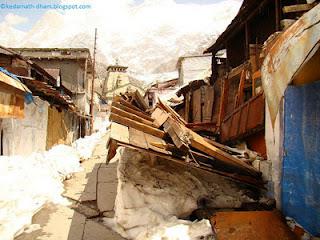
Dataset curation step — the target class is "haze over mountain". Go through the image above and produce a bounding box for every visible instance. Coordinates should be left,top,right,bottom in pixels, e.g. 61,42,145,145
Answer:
0,0,241,82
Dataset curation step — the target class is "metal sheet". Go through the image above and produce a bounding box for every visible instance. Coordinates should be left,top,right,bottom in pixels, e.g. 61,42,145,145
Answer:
261,4,320,126
211,211,298,240
282,81,320,236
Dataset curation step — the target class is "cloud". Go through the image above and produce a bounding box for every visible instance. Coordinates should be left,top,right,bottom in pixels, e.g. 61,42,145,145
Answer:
4,13,28,26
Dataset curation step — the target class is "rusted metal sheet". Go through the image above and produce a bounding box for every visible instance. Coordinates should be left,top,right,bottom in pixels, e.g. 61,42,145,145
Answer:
211,211,298,240
221,93,264,143
261,4,320,126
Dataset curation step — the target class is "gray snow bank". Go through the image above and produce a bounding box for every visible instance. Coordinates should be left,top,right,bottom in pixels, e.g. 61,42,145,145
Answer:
104,148,255,239
0,121,110,240
0,145,81,240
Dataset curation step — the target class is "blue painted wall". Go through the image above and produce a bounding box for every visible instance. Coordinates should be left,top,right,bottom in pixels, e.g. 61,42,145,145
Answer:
282,80,320,236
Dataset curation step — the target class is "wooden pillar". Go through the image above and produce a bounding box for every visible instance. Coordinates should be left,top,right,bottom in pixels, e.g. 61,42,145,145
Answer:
184,92,190,123
275,0,281,31
218,77,229,127
245,22,250,60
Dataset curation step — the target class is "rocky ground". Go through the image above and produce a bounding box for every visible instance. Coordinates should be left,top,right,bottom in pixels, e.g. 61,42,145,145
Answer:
15,133,125,240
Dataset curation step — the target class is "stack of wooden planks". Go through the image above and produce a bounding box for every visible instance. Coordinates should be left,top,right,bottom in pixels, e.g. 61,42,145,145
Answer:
108,92,263,188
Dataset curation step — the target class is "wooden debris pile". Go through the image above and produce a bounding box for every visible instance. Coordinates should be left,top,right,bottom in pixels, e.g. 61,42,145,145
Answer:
107,91,263,188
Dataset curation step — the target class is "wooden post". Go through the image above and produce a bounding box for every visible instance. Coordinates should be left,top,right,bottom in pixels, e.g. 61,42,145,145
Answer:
89,28,97,134
275,0,281,31
245,22,249,60
184,92,190,123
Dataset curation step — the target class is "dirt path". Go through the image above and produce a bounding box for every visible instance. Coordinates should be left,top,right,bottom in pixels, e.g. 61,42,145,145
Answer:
15,133,124,240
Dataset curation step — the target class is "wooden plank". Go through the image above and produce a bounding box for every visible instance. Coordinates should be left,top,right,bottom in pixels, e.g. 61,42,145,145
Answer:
235,69,246,108
112,101,154,122
111,106,154,127
184,92,191,122
129,127,148,149
203,86,214,122
107,139,118,161
110,122,129,144
151,108,169,128
204,138,242,155
187,129,260,177
163,118,189,152
192,88,201,122
145,133,170,154
116,97,146,113
158,98,187,126
218,78,228,127
283,3,317,14
110,112,165,139
133,90,148,111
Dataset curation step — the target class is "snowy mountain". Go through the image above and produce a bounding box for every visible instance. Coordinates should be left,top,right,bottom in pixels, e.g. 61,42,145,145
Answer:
0,0,241,82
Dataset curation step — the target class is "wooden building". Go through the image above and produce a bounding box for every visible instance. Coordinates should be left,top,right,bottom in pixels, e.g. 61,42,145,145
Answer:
176,0,319,158
0,46,82,155
10,48,93,118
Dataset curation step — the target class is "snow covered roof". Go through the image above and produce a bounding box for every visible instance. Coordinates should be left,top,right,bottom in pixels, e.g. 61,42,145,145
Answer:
10,47,93,68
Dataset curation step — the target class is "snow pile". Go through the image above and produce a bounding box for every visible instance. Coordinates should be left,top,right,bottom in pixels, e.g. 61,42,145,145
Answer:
0,145,81,240
136,217,213,240
104,148,254,239
72,120,110,160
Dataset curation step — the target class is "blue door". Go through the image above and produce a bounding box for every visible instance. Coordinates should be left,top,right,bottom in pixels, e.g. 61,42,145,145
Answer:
282,80,320,236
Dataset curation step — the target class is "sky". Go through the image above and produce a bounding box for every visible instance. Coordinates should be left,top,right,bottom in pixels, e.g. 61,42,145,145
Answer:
0,0,236,31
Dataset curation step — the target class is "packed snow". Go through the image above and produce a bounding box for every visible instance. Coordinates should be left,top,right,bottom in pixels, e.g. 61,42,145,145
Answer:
72,120,110,160
0,123,109,240
104,147,255,240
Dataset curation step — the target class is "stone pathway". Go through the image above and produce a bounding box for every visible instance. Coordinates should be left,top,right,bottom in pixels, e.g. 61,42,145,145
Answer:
15,133,125,240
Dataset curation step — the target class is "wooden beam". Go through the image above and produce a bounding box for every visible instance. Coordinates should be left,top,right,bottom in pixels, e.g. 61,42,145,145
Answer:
218,77,228,127
158,98,187,126
111,106,155,127
283,3,317,14
117,97,146,113
110,112,165,139
112,101,154,122
129,127,148,149
184,92,191,122
188,129,260,177
235,69,246,108
107,139,118,161
151,108,169,128
163,118,189,152
275,0,281,31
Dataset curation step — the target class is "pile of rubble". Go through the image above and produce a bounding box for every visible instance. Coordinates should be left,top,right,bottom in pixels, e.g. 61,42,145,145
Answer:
108,91,263,188
103,91,300,240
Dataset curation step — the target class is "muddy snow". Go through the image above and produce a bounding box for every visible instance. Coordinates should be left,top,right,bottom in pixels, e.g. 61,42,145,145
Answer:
104,147,256,240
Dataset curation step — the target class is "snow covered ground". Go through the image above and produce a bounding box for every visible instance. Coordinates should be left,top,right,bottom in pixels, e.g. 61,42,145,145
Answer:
0,121,109,240
104,147,255,240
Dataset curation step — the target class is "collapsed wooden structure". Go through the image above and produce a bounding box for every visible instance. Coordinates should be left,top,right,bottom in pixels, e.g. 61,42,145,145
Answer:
107,91,263,188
